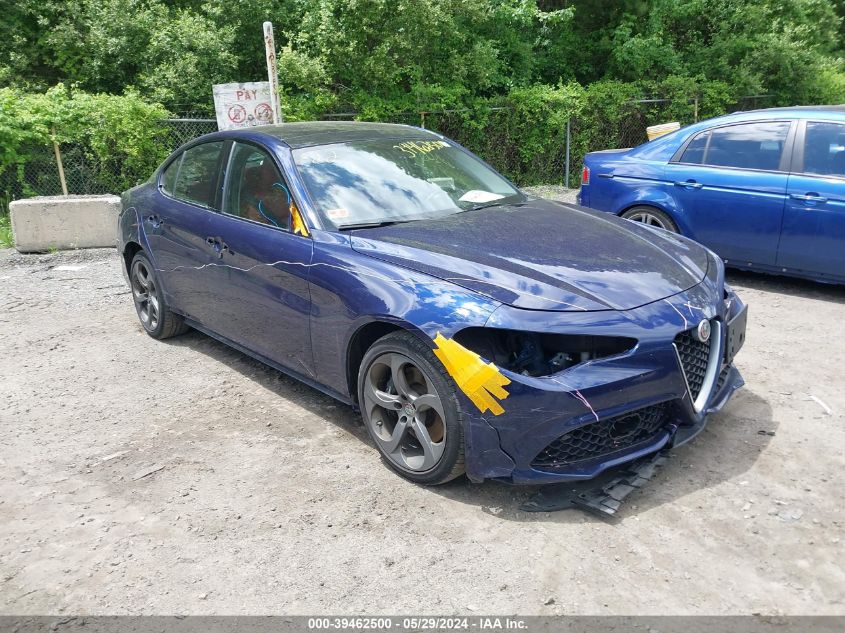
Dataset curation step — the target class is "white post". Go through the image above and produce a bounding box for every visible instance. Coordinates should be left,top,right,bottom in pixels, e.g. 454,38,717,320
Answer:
263,21,282,124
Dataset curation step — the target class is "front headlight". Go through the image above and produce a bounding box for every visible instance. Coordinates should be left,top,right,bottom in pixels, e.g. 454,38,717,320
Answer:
453,327,638,377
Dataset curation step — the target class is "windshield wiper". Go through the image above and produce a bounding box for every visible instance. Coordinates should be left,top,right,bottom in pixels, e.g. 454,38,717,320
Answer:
458,200,508,213
337,220,408,231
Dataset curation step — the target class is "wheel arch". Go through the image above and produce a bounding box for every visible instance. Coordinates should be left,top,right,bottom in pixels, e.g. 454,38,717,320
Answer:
345,319,431,405
122,241,144,276
616,198,689,234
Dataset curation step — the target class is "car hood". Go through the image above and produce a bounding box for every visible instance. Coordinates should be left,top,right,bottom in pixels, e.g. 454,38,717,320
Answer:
349,199,710,312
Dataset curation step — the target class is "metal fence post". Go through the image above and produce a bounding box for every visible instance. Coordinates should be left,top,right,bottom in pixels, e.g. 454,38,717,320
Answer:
565,119,571,188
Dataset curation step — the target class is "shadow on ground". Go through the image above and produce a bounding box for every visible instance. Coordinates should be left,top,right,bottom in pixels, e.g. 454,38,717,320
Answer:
727,269,845,304
163,325,775,525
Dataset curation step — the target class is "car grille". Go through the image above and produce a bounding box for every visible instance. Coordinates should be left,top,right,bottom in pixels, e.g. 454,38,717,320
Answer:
531,403,670,470
716,364,730,393
674,326,713,401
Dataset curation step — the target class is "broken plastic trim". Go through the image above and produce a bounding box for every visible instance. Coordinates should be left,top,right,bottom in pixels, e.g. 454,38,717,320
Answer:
521,449,670,515
453,327,637,378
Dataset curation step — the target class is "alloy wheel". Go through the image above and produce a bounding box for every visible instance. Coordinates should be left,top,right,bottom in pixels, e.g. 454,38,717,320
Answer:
626,210,669,229
131,259,160,331
363,352,447,473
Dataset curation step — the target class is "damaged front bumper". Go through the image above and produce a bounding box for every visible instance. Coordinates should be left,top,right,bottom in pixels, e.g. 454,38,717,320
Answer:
460,282,746,485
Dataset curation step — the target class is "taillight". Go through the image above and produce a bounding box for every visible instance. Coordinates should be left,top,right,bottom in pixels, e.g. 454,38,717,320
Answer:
581,165,590,185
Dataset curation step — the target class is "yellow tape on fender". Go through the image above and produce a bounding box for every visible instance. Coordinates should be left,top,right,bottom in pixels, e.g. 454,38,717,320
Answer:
432,332,511,416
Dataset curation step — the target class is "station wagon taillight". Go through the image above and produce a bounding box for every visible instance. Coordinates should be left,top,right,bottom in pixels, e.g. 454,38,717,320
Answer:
581,166,590,185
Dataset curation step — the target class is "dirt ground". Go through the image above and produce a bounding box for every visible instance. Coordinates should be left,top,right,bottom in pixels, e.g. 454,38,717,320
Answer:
1,192,844,615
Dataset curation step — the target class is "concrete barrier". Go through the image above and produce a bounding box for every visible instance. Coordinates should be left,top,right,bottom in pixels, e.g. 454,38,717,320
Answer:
10,195,120,253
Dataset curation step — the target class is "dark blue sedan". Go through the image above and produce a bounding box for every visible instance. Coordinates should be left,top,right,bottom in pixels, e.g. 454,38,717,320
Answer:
578,106,845,284
119,122,746,487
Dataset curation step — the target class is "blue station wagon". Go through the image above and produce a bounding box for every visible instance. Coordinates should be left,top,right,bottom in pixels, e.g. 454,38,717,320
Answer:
119,122,747,491
578,106,845,284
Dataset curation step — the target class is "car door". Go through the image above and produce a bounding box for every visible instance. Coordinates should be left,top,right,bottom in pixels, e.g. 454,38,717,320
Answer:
143,141,225,319
664,120,795,266
777,120,845,279
199,140,315,375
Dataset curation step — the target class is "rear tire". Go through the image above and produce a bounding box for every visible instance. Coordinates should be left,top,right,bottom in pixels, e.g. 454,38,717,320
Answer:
620,206,679,232
358,331,465,485
129,252,189,339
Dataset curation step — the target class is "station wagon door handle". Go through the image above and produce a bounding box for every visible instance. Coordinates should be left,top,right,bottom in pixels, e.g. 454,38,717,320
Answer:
674,180,703,190
790,193,828,204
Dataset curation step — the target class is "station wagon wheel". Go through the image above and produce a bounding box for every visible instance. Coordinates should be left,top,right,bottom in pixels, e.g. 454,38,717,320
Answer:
621,206,679,233
358,331,465,485
129,252,190,340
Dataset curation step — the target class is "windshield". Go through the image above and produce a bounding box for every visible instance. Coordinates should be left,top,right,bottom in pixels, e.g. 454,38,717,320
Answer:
292,138,523,229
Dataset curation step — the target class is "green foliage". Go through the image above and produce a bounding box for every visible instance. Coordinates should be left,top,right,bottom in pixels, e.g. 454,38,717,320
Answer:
3,0,845,114
0,212,12,248
2,0,845,193
0,86,171,201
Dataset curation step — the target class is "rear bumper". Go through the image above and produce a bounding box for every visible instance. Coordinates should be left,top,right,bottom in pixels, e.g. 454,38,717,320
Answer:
462,283,746,485
576,187,586,206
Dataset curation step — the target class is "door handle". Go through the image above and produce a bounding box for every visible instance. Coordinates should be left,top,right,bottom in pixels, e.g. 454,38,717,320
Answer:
206,236,230,258
674,180,703,189
789,193,828,204
146,214,164,229
597,173,614,179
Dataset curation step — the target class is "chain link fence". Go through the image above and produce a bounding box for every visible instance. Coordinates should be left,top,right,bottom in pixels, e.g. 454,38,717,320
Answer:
1,95,773,213
0,117,218,212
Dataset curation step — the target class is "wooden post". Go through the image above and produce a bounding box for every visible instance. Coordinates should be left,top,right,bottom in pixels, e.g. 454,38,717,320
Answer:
52,128,69,196
263,22,282,124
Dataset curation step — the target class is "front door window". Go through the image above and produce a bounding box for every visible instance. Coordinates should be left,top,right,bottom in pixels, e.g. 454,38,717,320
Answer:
223,143,294,230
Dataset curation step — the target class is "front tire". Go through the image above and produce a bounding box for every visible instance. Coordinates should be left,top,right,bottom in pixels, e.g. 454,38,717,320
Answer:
358,331,465,485
620,206,679,232
129,252,189,339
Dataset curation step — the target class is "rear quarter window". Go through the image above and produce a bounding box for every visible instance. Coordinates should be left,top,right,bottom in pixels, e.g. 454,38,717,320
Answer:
160,155,181,195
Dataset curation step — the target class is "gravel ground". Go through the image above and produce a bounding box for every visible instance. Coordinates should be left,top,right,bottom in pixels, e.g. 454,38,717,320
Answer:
1,204,844,615
522,186,579,204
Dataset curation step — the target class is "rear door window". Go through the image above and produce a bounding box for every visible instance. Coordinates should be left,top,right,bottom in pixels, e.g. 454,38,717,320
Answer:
801,121,845,178
171,141,224,208
697,122,791,171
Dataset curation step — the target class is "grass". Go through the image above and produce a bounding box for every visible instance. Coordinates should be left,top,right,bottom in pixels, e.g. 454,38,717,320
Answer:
0,213,12,248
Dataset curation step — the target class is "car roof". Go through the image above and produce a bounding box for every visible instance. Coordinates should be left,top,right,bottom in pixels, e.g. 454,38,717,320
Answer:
703,105,845,125
228,121,442,149
740,105,845,115
626,105,845,158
